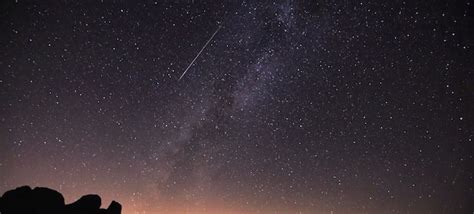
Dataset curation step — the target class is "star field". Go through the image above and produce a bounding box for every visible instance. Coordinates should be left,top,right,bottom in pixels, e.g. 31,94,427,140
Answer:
0,1,473,213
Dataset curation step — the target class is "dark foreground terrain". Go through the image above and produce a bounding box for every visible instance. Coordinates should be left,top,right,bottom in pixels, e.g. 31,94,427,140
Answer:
0,186,121,214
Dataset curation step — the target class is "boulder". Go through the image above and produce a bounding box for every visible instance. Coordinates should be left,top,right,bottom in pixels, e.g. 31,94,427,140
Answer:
0,186,121,214
66,194,101,213
106,201,122,214
0,186,34,214
31,187,65,213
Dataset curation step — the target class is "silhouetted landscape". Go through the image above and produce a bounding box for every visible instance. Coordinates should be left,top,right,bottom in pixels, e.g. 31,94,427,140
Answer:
0,186,121,214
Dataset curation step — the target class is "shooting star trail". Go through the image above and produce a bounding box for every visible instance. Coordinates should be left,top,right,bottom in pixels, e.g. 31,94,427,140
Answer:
178,25,222,81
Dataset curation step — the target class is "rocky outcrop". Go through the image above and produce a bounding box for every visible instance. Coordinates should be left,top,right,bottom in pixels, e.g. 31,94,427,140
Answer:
0,186,121,214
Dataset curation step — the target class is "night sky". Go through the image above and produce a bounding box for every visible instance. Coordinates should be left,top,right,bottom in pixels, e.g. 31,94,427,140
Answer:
0,1,473,214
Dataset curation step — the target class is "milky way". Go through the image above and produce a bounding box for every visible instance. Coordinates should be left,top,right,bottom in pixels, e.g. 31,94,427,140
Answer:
0,1,472,213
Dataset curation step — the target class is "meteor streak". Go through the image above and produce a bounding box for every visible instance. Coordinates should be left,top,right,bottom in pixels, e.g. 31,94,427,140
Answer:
178,25,222,81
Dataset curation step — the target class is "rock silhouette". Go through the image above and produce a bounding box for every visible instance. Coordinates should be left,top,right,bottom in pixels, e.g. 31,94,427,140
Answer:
66,194,102,213
0,186,121,214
